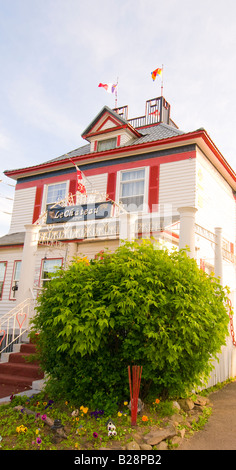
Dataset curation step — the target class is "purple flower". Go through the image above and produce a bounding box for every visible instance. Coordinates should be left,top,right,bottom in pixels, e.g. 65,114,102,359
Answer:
36,437,42,445
41,414,47,421
93,432,98,438
44,400,54,409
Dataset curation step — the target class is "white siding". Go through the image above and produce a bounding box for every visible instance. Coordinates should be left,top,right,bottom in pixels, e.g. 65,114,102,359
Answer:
9,187,36,234
0,247,23,318
86,173,108,195
196,149,235,241
159,158,196,213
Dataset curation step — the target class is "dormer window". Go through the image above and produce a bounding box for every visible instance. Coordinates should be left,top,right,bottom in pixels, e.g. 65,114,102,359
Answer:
97,137,117,152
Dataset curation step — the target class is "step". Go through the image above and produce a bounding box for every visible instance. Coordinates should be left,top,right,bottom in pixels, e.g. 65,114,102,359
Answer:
0,373,33,387
9,352,39,365
0,362,44,379
20,343,37,354
0,383,32,399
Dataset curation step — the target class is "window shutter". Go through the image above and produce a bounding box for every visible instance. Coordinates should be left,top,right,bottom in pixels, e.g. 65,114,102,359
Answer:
69,178,77,202
148,165,159,212
32,186,43,223
107,172,116,202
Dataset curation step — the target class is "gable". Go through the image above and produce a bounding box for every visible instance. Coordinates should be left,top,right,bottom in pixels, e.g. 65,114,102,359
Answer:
81,106,141,144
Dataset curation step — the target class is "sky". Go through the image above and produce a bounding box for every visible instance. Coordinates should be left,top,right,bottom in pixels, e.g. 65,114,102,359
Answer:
0,0,236,236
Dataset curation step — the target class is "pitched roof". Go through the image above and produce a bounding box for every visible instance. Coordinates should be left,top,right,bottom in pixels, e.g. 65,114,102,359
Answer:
42,122,184,165
0,232,25,246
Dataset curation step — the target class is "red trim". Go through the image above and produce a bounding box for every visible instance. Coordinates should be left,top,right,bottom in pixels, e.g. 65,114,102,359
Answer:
148,165,159,212
83,123,140,140
0,245,24,250
94,140,98,152
32,185,43,223
96,115,123,132
106,172,117,202
5,129,234,184
117,135,121,147
0,261,7,300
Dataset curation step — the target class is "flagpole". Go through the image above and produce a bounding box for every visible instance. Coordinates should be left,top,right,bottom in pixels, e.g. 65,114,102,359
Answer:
161,64,164,97
115,77,118,108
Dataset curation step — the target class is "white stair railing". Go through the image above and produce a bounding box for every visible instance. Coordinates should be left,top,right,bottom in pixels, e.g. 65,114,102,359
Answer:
0,298,36,355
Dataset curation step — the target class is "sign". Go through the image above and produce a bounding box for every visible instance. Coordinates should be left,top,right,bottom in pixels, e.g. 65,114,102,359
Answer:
46,201,113,224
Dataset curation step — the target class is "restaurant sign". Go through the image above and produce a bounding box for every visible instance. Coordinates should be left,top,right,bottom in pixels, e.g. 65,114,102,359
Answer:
46,201,113,224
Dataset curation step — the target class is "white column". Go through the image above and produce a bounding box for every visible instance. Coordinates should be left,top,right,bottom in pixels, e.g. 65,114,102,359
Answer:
16,224,41,303
119,212,137,245
178,206,198,258
214,227,223,284
64,242,78,268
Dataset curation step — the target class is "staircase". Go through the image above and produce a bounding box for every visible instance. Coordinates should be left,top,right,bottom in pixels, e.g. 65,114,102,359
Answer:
0,341,44,399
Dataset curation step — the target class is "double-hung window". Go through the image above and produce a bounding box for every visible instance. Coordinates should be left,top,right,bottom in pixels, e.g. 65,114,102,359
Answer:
45,182,67,210
10,261,21,300
118,168,147,212
0,262,7,300
40,258,63,287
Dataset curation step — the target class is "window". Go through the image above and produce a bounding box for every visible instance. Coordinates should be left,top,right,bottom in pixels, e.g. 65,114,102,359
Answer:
10,261,21,300
97,138,117,152
40,258,63,286
119,168,146,212
46,182,67,210
0,262,7,300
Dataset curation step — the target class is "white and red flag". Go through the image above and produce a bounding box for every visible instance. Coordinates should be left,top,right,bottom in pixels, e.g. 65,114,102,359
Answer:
76,166,87,195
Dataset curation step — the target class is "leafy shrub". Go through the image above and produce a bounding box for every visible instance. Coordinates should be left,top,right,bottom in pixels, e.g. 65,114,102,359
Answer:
31,240,229,407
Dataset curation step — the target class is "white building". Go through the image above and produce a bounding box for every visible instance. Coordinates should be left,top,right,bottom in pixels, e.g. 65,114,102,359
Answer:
0,96,235,386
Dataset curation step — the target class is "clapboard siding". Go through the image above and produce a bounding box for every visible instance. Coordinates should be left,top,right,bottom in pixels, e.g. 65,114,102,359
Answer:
159,159,196,213
0,247,23,318
196,149,235,241
77,240,119,260
9,187,36,233
86,173,108,195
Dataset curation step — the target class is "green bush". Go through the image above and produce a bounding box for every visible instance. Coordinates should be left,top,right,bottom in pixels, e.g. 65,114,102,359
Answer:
31,240,230,408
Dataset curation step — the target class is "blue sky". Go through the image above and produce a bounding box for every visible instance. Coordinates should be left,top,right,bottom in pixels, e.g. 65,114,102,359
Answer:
0,0,236,235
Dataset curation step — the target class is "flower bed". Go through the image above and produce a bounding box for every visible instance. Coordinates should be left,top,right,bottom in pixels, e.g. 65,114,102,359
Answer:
0,391,213,450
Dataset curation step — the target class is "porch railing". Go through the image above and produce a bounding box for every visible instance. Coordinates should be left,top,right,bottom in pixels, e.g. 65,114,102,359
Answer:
0,298,36,355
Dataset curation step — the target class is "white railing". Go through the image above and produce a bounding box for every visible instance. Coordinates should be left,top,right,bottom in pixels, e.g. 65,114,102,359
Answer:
0,298,36,355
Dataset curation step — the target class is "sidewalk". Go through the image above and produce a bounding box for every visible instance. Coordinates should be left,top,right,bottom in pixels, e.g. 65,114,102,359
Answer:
179,380,236,450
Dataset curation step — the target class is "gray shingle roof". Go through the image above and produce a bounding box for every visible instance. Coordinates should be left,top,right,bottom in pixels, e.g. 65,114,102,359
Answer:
44,123,184,165
0,232,25,246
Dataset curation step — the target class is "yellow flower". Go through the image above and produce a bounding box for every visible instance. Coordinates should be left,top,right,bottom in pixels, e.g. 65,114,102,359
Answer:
75,443,78,448
65,401,68,405
117,411,122,417
35,429,39,435
16,425,27,433
80,406,88,414
155,399,160,404
124,401,128,406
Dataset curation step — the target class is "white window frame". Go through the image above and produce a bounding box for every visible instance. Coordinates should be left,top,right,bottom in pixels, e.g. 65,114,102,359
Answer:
41,180,70,213
10,260,22,300
116,166,149,213
39,258,63,287
97,137,117,152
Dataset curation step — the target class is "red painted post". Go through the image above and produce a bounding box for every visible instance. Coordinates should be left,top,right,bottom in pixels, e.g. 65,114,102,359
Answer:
128,365,142,426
